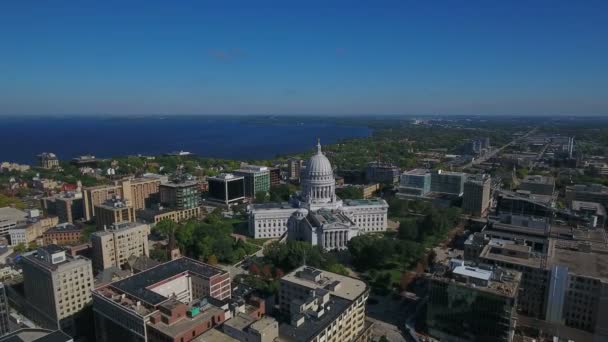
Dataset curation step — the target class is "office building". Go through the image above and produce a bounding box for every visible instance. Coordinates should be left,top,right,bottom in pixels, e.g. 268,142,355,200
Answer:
365,161,399,184
472,227,608,340
520,175,556,196
160,177,201,210
207,174,245,206
249,141,388,244
430,169,466,195
278,266,372,342
496,190,554,219
91,222,150,270
0,329,73,342
462,174,491,217
287,159,304,181
571,200,606,228
42,223,83,245
0,206,28,236
94,198,135,230
9,215,59,246
0,283,9,336
21,245,94,336
92,258,230,342
41,192,84,224
269,167,281,186
38,152,59,169
566,184,608,209
425,260,520,342
398,169,431,196
234,165,271,198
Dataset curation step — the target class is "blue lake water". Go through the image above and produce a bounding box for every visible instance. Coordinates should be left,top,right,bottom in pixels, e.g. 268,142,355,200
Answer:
0,116,371,164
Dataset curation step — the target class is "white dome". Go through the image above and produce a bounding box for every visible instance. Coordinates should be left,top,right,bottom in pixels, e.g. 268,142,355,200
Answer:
306,142,333,178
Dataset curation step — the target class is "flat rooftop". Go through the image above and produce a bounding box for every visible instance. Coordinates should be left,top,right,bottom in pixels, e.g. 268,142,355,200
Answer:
403,168,429,175
343,198,388,207
149,303,224,338
572,200,606,215
522,175,555,185
106,257,227,305
428,264,521,298
279,294,351,342
310,209,353,226
192,329,238,342
250,202,297,211
44,223,81,233
281,266,367,301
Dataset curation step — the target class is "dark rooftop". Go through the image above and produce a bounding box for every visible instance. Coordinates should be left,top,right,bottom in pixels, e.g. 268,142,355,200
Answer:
279,294,351,342
108,257,227,305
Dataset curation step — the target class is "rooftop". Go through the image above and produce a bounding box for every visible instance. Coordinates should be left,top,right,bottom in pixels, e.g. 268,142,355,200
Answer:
103,257,227,306
281,266,367,301
522,175,555,185
44,223,81,234
208,173,243,181
428,262,521,298
571,200,606,215
148,300,224,338
192,329,238,342
0,328,73,342
403,168,429,175
343,198,388,207
250,202,297,211
310,209,354,227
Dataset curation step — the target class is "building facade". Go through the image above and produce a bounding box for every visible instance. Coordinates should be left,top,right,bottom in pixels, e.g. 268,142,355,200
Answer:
207,173,245,206
430,169,466,195
94,198,136,230
398,169,431,196
234,165,271,198
38,152,59,169
160,178,201,210
519,175,556,196
365,161,399,184
0,207,28,236
42,223,83,245
9,216,59,246
21,245,94,336
462,174,491,217
91,222,150,270
0,283,9,336
248,141,389,247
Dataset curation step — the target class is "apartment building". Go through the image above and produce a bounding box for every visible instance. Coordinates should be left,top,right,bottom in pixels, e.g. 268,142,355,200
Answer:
21,245,94,336
92,258,231,342
91,222,150,270
278,266,372,342
94,198,135,230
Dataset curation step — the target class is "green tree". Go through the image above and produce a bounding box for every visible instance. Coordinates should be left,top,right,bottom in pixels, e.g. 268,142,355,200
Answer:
154,219,178,239
255,191,269,203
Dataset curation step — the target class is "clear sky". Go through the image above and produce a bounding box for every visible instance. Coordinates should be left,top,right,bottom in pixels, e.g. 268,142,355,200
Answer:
1,0,607,116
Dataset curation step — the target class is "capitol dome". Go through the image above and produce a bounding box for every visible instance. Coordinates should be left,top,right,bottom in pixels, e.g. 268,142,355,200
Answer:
301,140,337,207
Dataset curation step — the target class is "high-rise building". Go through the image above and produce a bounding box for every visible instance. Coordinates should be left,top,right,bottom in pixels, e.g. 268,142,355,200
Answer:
430,169,466,195
462,174,491,217
94,198,135,230
234,165,271,198
268,167,281,186
207,173,245,206
21,245,94,336
278,266,373,342
425,260,521,342
398,169,431,196
91,222,150,270
41,192,84,224
92,258,230,342
365,161,400,184
159,178,201,210
519,175,556,196
287,159,304,181
38,152,59,169
0,283,10,336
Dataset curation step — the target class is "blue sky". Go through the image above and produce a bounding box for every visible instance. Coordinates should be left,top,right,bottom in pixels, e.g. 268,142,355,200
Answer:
1,0,607,116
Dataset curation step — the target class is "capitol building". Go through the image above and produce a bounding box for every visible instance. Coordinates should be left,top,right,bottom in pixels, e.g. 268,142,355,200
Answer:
248,140,389,250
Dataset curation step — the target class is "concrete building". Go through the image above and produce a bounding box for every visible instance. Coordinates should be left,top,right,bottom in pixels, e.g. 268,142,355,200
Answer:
425,260,521,342
430,169,466,196
234,165,271,198
83,175,163,221
42,223,83,245
278,266,372,342
21,245,94,336
365,161,400,184
0,206,28,236
137,206,204,224
0,283,9,336
92,258,230,342
38,152,59,169
470,226,608,340
9,215,59,246
398,169,431,196
566,184,608,209
223,314,278,342
571,200,606,228
496,190,554,219
287,159,304,181
41,192,84,224
91,222,150,270
160,177,201,210
462,174,491,217
520,175,556,196
207,174,245,206
94,198,136,230
268,167,281,186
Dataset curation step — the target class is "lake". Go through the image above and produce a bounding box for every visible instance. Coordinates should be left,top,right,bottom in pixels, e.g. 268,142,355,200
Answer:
0,116,371,164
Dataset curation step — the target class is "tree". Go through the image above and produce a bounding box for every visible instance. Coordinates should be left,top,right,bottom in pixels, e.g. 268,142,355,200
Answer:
397,218,419,240
249,263,260,275
154,219,178,240
255,191,269,203
13,243,26,253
